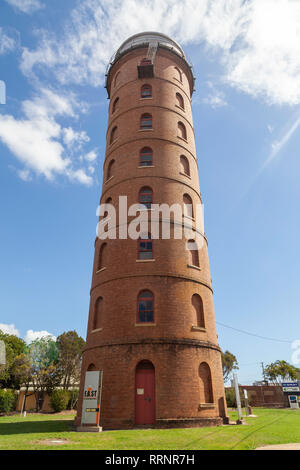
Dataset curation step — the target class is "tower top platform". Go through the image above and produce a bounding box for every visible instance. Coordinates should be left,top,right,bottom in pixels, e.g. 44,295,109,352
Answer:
116,32,185,59
105,31,195,94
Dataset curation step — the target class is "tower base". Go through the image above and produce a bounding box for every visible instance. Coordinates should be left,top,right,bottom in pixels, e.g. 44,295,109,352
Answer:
76,426,103,433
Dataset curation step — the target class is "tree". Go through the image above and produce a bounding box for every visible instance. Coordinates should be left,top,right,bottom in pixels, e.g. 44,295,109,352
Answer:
264,360,300,384
12,353,33,412
56,331,85,390
0,330,26,389
28,336,61,411
222,350,239,383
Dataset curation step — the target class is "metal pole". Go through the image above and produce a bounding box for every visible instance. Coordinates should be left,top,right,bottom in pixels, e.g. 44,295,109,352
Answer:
233,373,243,424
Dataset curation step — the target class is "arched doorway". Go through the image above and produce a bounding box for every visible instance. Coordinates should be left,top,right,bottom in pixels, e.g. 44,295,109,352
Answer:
135,360,155,425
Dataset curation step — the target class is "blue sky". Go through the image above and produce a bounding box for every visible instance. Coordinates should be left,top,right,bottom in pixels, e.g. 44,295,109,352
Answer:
0,0,300,384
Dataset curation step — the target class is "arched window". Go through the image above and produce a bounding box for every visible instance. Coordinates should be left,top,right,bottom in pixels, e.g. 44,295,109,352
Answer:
140,113,152,129
183,193,193,218
180,155,190,176
87,363,97,371
139,187,153,209
98,243,107,270
192,294,205,328
176,92,184,109
93,297,103,330
174,67,182,83
140,147,153,166
188,239,200,267
138,233,153,260
178,121,187,140
112,97,119,114
141,84,152,98
102,197,112,232
110,126,118,144
138,291,154,323
107,159,115,180
199,362,213,404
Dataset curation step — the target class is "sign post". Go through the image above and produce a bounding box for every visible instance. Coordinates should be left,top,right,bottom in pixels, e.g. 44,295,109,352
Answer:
233,373,243,424
77,370,103,432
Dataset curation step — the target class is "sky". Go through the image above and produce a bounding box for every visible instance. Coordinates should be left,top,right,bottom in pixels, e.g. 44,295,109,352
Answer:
0,0,300,383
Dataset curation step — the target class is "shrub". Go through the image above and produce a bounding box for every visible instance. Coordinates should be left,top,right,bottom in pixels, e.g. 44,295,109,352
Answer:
225,387,248,408
225,388,236,408
50,390,70,413
0,389,16,413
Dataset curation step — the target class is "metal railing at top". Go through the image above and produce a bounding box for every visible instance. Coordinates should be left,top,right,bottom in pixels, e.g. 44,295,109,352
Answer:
105,40,194,76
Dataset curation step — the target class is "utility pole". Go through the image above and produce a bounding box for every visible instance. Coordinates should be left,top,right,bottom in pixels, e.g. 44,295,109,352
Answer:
261,362,266,382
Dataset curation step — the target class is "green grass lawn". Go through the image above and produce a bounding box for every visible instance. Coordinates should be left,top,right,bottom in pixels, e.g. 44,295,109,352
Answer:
0,408,300,450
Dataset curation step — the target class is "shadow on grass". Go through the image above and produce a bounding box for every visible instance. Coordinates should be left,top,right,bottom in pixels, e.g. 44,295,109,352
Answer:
0,419,73,435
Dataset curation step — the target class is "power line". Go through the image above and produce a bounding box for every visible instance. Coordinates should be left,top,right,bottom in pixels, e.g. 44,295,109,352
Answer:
216,321,292,344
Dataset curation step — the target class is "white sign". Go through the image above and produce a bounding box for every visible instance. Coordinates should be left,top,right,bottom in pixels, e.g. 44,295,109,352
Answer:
288,395,300,409
282,382,300,392
81,371,103,425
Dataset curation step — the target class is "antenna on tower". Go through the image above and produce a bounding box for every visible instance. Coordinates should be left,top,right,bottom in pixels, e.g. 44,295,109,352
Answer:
147,41,158,63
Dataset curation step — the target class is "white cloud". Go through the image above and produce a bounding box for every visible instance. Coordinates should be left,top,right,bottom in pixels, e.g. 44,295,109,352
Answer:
62,127,90,149
18,169,32,182
84,149,98,162
264,114,300,168
4,0,44,14
0,27,18,55
19,0,300,106
68,168,93,186
0,89,94,185
0,323,20,336
24,329,56,344
203,81,228,108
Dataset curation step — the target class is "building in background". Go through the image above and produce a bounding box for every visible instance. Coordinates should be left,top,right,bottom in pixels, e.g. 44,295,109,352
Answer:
75,32,227,430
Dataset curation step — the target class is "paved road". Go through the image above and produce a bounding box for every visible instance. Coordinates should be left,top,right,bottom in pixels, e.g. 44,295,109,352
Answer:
256,443,300,450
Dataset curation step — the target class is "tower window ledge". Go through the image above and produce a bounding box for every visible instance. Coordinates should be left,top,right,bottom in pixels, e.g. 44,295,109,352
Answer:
191,326,206,332
91,328,103,333
140,97,153,101
175,105,185,112
135,323,156,327
182,215,195,222
105,176,114,184
109,137,119,146
136,259,155,262
187,264,201,271
178,136,188,143
173,77,183,85
137,165,155,169
138,129,153,132
198,403,216,410
96,267,107,273
179,171,191,179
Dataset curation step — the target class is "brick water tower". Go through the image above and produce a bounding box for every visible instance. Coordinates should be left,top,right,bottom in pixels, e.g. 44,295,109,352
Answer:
76,32,227,430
